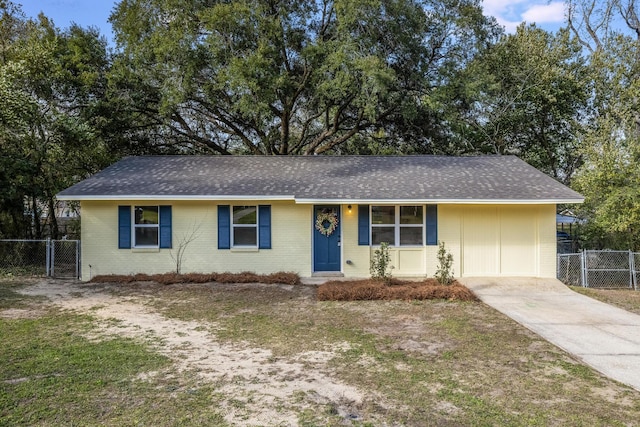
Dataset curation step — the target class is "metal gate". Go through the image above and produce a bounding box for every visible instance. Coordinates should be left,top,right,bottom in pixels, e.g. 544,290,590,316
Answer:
49,240,80,278
558,250,638,289
0,239,80,279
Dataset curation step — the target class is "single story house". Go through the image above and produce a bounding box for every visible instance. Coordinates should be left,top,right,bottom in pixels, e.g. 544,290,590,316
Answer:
56,155,583,281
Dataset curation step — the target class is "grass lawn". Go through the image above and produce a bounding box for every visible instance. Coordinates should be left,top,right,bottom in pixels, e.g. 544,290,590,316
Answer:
2,278,640,426
571,286,640,315
0,280,225,426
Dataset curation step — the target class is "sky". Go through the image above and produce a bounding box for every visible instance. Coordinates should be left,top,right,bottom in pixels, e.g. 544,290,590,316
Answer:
482,0,567,33
20,0,119,43
19,0,566,45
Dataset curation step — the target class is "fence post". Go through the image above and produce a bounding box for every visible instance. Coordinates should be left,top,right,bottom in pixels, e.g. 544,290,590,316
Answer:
45,238,51,277
581,250,588,288
75,240,80,280
50,239,55,277
629,250,634,290
632,251,637,291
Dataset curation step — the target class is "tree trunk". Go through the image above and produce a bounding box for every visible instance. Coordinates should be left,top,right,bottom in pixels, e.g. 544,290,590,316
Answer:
48,198,60,240
31,195,42,239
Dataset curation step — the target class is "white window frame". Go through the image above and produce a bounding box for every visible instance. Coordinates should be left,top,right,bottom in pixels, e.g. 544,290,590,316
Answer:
231,205,258,248
370,205,424,247
133,205,160,248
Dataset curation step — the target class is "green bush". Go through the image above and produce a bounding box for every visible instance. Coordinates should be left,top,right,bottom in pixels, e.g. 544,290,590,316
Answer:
370,242,394,283
435,241,454,285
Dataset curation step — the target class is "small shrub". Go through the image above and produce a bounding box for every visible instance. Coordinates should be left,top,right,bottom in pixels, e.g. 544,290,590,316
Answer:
370,242,394,283
434,241,454,285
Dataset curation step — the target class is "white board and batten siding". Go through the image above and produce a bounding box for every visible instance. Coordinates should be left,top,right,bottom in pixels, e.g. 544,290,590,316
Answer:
439,204,556,278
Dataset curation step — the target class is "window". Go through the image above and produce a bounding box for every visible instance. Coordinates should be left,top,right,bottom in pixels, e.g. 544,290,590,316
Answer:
218,205,271,250
371,206,395,245
133,206,159,247
232,205,257,247
399,206,423,245
371,205,423,246
118,205,171,249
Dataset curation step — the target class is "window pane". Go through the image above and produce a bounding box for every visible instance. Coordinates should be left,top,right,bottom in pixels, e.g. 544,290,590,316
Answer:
400,227,423,245
135,206,158,224
233,206,257,224
372,226,395,245
400,206,423,224
234,227,257,246
135,227,158,246
371,206,395,224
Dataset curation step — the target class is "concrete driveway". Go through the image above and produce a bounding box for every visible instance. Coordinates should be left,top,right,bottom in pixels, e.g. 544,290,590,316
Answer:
459,277,640,391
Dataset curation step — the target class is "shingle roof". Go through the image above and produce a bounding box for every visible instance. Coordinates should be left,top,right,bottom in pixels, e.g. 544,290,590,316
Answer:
56,155,583,203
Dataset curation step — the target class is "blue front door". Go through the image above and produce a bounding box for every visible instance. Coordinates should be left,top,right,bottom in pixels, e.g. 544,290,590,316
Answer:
313,205,341,272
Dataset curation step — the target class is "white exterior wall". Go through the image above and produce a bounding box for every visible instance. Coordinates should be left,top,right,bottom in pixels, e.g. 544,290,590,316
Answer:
80,201,558,280
537,204,558,278
380,246,440,277
341,205,371,277
438,205,463,278
80,200,312,280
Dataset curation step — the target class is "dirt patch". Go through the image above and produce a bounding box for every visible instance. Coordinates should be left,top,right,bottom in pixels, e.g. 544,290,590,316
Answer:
18,279,364,425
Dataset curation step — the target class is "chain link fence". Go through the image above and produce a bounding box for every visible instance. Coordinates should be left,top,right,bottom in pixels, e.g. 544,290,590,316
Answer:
635,252,640,291
50,240,80,278
0,240,48,276
0,239,79,278
557,253,583,287
557,250,639,289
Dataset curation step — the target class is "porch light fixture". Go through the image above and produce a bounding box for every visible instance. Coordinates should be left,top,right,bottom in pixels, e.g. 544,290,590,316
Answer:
348,204,352,213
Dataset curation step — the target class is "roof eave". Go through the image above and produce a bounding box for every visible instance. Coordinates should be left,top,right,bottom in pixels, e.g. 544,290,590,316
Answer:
294,198,584,204
57,194,584,204
56,194,297,201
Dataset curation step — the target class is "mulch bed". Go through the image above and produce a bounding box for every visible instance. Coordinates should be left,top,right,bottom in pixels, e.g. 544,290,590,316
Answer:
317,278,478,301
90,273,476,302
90,272,301,286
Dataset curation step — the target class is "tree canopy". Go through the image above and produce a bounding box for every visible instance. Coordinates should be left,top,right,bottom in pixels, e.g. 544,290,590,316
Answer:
448,24,589,183
2,0,640,248
108,0,500,155
0,3,113,238
569,0,640,249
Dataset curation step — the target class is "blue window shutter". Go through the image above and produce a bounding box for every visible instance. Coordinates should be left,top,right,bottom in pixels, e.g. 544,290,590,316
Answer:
218,205,230,249
426,205,438,245
118,206,131,249
258,205,271,249
358,205,370,245
159,205,172,248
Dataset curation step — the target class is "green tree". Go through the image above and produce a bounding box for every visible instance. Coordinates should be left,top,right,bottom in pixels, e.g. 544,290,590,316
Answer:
566,0,640,52
0,2,112,238
567,0,640,249
108,0,499,155
449,25,589,183
574,125,640,250
573,36,640,249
